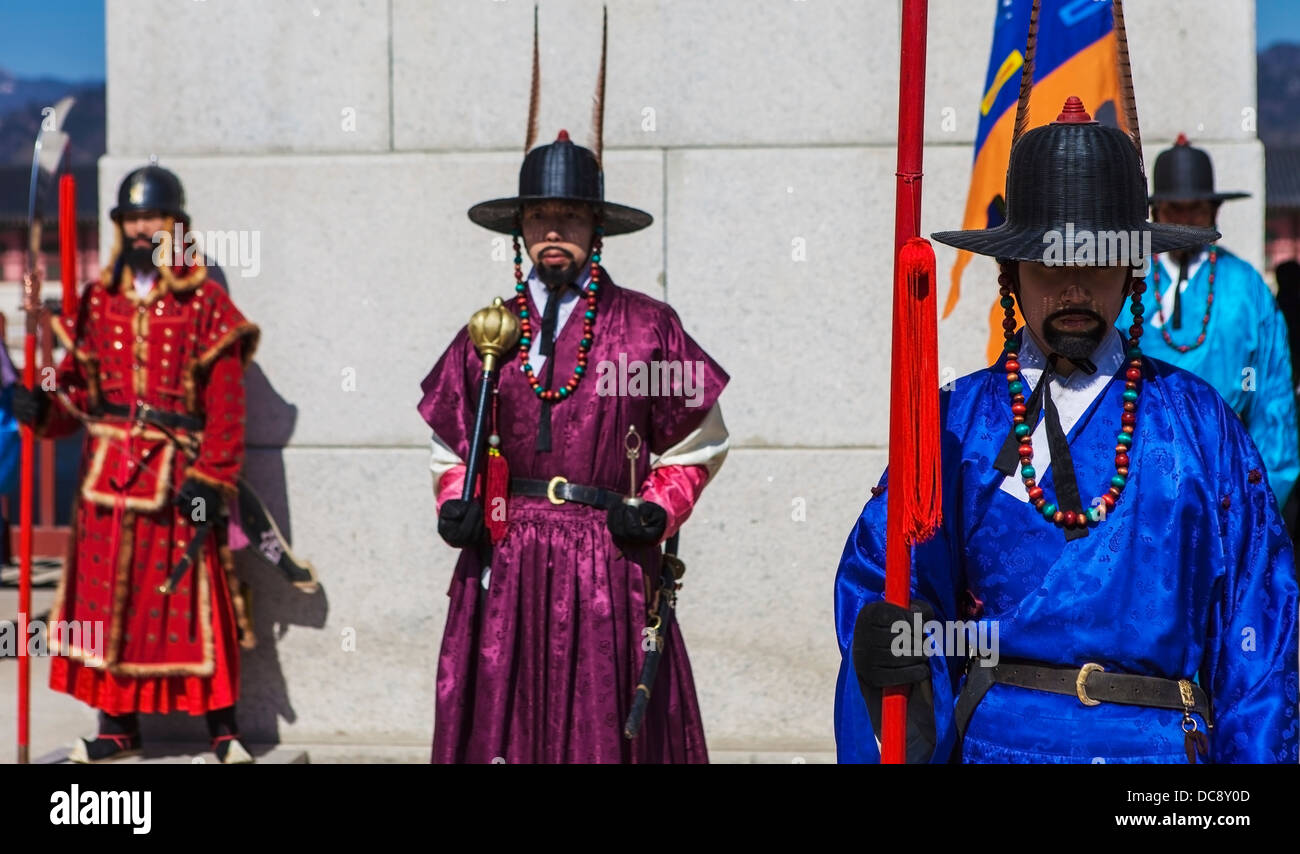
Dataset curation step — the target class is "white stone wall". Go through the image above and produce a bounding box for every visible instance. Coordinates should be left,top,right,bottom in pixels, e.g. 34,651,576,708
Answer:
100,0,1261,756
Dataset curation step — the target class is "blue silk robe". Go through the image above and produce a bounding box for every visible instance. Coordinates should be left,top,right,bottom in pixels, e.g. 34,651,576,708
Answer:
1124,247,1300,508
834,348,1299,764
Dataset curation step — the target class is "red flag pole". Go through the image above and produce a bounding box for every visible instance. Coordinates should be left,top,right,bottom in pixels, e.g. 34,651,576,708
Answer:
60,175,78,319
882,0,942,764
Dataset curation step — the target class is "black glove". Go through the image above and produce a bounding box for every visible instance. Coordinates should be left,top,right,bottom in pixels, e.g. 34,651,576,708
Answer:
852,599,935,689
854,598,940,762
11,385,49,426
438,499,484,548
605,500,667,547
175,477,222,524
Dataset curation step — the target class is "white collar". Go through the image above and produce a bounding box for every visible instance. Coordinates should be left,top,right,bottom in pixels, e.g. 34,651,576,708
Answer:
525,265,592,301
1017,326,1125,389
1156,247,1209,285
999,327,1126,503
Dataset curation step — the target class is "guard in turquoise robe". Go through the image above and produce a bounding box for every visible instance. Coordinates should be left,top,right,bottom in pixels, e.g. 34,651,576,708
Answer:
1122,136,1299,509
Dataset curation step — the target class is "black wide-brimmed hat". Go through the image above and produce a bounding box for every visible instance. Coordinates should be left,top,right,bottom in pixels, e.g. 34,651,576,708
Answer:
932,97,1218,264
467,130,653,236
110,164,188,222
1149,133,1249,204
466,7,651,238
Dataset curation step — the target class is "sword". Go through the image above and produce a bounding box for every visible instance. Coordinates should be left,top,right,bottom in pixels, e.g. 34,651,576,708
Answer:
19,95,75,765
623,533,685,740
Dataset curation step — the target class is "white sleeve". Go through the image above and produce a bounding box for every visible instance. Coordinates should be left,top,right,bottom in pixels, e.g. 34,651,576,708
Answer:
651,403,730,480
429,430,465,484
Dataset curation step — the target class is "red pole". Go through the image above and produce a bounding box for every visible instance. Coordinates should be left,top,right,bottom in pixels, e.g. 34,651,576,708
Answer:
882,0,931,765
60,175,78,320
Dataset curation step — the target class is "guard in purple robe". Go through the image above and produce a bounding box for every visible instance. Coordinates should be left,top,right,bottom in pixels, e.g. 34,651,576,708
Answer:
416,11,729,763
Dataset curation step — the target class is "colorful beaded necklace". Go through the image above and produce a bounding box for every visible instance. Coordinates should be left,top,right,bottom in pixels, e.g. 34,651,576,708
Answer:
999,271,1146,531
512,229,602,401
1151,246,1216,353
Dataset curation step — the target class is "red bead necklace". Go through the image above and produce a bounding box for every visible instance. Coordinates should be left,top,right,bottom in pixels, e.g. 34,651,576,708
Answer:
512,231,602,401
1151,246,1216,353
1000,271,1146,531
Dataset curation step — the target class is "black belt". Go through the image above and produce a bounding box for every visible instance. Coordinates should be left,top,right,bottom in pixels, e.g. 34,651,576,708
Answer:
98,402,205,432
510,477,623,510
955,658,1212,738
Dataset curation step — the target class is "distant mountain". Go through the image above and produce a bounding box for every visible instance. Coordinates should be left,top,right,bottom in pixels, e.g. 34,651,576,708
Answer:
1259,43,1300,148
0,67,100,115
0,69,104,167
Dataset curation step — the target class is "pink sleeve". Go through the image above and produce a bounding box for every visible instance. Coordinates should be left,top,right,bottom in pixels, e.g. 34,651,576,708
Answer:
436,465,467,512
641,464,711,541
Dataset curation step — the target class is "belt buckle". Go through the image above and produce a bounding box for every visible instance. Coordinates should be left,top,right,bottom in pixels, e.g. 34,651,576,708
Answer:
546,476,568,505
1076,662,1104,707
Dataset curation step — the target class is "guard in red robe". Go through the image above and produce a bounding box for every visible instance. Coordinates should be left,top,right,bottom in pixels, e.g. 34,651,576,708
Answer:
14,165,259,763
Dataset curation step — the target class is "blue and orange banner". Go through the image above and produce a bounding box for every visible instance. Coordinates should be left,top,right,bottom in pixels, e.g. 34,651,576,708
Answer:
946,0,1129,364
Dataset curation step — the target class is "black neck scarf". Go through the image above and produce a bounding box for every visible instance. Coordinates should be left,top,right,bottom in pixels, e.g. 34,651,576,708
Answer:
535,283,567,452
994,342,1098,542
1172,255,1191,330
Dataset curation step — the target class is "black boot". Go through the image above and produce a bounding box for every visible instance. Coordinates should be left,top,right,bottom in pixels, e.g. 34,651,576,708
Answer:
70,712,142,763
206,706,253,764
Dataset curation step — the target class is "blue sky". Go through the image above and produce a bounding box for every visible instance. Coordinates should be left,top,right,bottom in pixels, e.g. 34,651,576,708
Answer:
1260,0,1300,49
0,1,1296,82
0,0,105,81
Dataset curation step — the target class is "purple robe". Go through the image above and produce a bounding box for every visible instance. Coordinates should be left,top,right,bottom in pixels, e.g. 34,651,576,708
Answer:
418,270,728,763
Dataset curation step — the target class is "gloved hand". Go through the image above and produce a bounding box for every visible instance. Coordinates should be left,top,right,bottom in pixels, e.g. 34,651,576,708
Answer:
605,500,668,547
852,599,935,689
175,477,222,524
11,385,49,426
438,499,484,548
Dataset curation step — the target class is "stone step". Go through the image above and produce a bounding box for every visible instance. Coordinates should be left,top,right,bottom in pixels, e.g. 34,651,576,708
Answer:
36,744,309,764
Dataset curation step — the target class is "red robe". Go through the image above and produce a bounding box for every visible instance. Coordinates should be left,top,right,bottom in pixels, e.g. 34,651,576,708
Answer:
41,257,259,715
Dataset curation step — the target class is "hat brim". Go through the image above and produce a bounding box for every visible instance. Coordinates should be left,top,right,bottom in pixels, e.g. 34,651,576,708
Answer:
1148,191,1250,203
467,195,653,236
930,222,1221,264
110,206,189,222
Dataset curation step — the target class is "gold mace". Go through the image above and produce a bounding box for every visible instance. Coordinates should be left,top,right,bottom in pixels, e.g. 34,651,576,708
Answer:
467,297,521,369
460,297,522,504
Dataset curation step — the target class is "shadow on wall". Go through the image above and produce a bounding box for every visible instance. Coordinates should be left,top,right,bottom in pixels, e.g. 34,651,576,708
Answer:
142,260,327,747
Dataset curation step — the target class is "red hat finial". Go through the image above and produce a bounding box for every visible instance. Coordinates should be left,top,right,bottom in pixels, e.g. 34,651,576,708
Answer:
556,129,570,142
1174,132,1189,146
1055,96,1096,124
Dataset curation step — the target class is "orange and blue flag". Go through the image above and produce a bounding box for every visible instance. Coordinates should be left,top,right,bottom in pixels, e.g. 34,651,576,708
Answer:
945,0,1129,364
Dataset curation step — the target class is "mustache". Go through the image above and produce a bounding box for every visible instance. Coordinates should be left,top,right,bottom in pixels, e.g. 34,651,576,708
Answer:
1044,308,1105,327
537,246,576,262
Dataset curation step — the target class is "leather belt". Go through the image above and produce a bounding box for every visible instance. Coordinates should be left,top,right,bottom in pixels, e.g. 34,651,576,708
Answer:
98,402,205,432
510,477,623,510
955,658,1212,738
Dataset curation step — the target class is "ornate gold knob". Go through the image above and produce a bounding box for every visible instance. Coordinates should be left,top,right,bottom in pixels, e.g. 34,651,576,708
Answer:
467,296,521,372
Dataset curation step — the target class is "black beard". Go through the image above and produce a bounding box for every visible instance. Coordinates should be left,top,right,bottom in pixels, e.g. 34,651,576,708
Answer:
1170,244,1208,265
1043,309,1106,361
536,260,579,288
124,242,157,273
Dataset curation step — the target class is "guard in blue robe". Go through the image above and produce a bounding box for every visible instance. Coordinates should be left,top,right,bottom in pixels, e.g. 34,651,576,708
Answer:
1121,136,1299,509
836,100,1299,765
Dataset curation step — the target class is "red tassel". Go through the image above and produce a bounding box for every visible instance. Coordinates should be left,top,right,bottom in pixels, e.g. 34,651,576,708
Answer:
890,237,943,545
484,446,510,543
